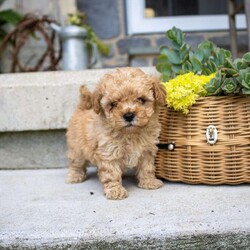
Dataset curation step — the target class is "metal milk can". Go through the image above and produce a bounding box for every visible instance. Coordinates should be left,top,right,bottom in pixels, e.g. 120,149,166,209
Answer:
51,23,97,71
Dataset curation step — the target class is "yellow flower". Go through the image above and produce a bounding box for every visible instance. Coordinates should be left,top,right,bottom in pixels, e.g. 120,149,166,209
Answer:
161,72,216,114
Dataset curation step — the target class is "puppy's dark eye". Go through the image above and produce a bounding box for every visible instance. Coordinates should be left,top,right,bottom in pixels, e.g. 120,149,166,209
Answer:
137,97,146,104
110,101,118,110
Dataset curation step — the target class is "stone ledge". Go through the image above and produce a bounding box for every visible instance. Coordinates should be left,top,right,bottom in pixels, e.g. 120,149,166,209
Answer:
0,67,158,132
0,130,67,169
0,67,158,169
0,168,249,249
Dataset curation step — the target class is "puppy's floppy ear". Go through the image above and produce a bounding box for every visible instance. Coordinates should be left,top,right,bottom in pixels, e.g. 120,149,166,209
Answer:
92,86,103,114
151,77,166,106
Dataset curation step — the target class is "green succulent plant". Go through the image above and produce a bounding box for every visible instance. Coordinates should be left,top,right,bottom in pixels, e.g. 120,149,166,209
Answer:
157,27,250,96
239,67,250,94
205,52,250,95
156,27,231,82
67,11,110,56
222,78,239,94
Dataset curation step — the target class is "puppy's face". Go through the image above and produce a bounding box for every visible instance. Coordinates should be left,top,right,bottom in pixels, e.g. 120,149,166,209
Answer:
93,68,166,131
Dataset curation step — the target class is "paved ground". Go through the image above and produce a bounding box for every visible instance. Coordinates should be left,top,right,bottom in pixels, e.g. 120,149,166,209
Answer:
0,168,250,249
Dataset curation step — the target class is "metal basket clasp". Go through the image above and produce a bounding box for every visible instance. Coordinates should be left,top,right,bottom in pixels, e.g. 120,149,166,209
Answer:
206,125,218,145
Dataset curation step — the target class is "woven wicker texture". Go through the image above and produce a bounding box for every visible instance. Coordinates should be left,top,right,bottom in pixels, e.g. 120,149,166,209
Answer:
155,96,250,184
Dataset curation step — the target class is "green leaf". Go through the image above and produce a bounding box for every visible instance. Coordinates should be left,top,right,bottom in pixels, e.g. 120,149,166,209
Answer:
166,29,175,40
246,73,250,83
217,49,226,66
156,63,172,76
165,48,182,65
198,40,212,59
206,61,215,72
182,61,193,73
188,50,194,61
210,60,218,72
239,68,250,81
171,40,182,50
214,77,222,89
159,46,169,55
171,64,182,73
203,67,213,75
239,59,248,69
191,56,202,72
205,83,217,93
241,80,250,90
234,58,245,70
239,70,250,89
160,46,181,64
211,50,221,66
239,69,246,79
179,43,190,59
242,88,250,94
0,9,23,25
243,52,250,63
224,49,232,59
223,68,238,76
157,54,168,64
221,78,239,94
224,58,236,69
205,77,223,95
205,75,221,90
160,74,171,82
167,27,185,46
194,48,204,62
175,29,184,46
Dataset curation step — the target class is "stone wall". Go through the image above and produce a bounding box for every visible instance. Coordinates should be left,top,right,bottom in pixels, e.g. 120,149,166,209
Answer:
77,0,249,68
0,0,248,71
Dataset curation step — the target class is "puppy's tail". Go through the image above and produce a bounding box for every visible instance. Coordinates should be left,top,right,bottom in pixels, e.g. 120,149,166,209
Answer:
78,85,92,110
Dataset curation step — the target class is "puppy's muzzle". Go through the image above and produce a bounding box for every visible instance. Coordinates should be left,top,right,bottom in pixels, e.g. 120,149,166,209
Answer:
123,112,135,123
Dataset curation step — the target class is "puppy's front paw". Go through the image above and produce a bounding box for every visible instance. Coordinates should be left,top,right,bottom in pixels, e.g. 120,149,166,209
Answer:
66,171,87,184
138,178,164,190
105,186,128,200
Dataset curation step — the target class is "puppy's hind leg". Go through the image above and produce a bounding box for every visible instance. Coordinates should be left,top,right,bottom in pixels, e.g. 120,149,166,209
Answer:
66,150,87,184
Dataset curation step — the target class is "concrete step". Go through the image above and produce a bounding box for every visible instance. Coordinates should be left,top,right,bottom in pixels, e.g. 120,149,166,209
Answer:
0,67,158,170
0,168,250,249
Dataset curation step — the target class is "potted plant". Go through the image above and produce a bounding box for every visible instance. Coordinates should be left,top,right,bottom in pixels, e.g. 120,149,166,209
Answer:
67,11,110,61
155,27,250,185
156,27,250,114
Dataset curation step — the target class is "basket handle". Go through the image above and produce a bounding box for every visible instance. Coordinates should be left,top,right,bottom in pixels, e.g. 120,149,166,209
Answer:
157,143,175,151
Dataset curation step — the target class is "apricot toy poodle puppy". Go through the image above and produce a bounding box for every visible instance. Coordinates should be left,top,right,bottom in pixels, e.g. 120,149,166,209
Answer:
66,67,166,200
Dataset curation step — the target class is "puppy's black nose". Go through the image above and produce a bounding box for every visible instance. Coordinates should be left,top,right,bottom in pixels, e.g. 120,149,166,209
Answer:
123,112,135,122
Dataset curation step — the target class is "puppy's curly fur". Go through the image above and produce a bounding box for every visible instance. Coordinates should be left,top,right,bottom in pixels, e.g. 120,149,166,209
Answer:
66,68,166,199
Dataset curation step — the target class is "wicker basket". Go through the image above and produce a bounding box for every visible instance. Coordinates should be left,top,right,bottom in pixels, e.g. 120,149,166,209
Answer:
155,95,250,184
